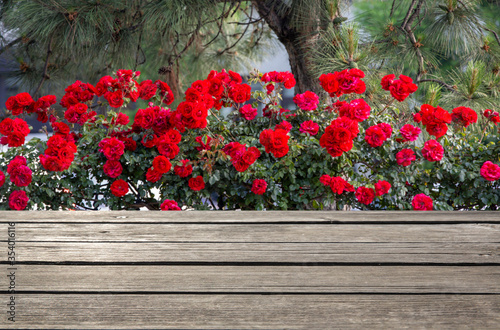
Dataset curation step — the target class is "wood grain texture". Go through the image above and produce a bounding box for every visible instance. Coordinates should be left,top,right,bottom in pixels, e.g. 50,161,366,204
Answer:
13,265,500,293
0,210,498,223
11,241,500,263
1,294,499,329
1,211,499,328
8,223,500,242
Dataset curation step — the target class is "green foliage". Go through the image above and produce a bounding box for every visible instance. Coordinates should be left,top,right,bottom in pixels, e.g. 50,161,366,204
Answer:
0,69,499,210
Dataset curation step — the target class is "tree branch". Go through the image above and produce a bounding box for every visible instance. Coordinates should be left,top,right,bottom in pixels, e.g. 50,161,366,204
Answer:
417,78,460,94
484,27,500,47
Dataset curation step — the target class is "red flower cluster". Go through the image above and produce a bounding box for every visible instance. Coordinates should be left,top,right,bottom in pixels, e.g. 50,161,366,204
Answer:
293,91,319,111
188,176,205,191
374,180,391,196
133,105,183,138
338,99,371,122
365,123,392,148
239,104,257,120
8,190,29,210
320,117,359,157
417,104,451,138
355,186,375,205
0,118,30,147
251,179,268,195
103,160,123,178
299,120,319,135
261,71,296,90
259,128,290,158
319,69,366,97
223,142,261,172
146,155,172,183
275,120,292,132
174,160,193,178
5,92,34,115
64,102,96,125
422,139,444,162
480,161,500,182
399,124,421,142
7,156,32,187
412,194,433,211
161,199,181,210
110,179,129,197
31,95,57,123
396,148,416,167
483,109,500,125
156,129,181,159
99,137,125,161
451,107,477,127
319,175,354,194
381,74,418,102
39,123,78,172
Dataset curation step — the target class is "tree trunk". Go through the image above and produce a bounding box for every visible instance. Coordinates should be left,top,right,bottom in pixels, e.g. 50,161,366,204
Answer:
252,0,338,95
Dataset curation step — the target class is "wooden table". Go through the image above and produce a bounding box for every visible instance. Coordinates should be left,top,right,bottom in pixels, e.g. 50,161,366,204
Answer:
1,211,499,329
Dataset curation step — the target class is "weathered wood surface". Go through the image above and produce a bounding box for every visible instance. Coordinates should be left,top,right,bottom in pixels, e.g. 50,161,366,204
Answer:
1,211,499,329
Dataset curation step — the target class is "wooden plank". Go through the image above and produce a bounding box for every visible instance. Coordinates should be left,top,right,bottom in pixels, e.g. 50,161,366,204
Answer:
11,241,500,263
7,223,500,242
12,265,500,293
1,211,499,223
1,294,498,329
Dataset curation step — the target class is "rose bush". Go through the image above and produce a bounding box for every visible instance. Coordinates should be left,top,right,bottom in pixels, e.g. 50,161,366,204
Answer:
0,69,499,211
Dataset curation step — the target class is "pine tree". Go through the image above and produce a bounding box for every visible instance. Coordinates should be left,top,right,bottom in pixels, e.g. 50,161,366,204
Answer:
0,0,499,109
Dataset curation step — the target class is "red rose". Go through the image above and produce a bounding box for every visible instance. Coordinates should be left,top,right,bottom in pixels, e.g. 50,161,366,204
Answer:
299,120,319,135
480,161,500,182
9,165,32,187
355,186,375,205
139,80,158,100
110,179,129,197
152,155,172,174
174,160,193,178
99,137,125,161
365,125,387,148
104,90,124,108
293,91,319,111
400,124,421,142
146,167,163,183
329,177,348,194
161,199,181,211
156,141,179,159
275,120,292,132
188,176,205,191
228,83,251,104
338,98,371,122
381,74,417,101
116,113,130,126
412,194,433,211
251,179,267,195
422,140,444,162
0,170,5,187
9,190,29,210
451,106,478,127
374,180,391,196
319,174,332,186
396,149,416,167
239,104,257,120
103,160,123,178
